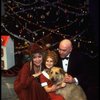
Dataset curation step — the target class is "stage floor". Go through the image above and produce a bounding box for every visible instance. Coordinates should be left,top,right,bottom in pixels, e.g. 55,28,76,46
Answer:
1,76,18,100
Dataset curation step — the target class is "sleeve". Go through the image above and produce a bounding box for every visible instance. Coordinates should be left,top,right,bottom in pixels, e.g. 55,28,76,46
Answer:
40,74,48,87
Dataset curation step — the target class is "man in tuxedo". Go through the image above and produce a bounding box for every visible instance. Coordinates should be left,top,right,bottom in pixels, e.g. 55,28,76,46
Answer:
56,39,90,98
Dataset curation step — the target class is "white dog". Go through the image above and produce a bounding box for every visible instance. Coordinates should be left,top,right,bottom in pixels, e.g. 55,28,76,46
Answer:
49,67,87,100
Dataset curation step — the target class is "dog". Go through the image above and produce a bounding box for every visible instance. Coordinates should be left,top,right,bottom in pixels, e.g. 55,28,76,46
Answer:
49,67,87,100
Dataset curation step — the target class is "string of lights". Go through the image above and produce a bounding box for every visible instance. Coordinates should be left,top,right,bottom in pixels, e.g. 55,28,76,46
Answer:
1,0,98,58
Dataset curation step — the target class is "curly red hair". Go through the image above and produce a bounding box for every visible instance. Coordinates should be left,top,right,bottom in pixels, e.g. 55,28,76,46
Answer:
44,50,58,65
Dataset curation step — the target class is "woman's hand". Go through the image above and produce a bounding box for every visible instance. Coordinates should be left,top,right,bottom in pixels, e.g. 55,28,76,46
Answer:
32,72,41,77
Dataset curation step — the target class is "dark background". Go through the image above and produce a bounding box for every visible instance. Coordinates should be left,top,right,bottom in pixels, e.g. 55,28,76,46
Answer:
1,0,99,100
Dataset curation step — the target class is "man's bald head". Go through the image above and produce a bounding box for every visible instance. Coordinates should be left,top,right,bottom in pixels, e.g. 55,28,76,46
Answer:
58,39,73,58
59,39,72,49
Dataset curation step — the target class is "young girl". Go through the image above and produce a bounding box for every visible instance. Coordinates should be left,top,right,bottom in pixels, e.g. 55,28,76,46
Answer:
40,50,65,100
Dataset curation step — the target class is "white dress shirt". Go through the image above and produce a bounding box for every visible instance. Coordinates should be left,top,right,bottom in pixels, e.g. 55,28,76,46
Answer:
62,54,70,72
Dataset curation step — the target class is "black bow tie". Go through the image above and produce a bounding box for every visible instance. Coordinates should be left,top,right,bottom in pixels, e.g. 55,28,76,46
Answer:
61,57,69,60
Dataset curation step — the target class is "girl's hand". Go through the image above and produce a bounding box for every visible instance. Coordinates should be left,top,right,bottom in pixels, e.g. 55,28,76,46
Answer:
61,83,66,88
51,85,57,91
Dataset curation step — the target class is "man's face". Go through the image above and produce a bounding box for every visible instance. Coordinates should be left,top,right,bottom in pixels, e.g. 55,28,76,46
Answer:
58,44,72,58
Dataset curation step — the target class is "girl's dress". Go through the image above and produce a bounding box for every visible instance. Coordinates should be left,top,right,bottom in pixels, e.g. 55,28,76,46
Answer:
40,69,64,100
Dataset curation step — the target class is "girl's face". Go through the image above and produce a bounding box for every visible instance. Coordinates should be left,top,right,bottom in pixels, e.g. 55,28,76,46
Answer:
45,57,54,69
32,53,43,67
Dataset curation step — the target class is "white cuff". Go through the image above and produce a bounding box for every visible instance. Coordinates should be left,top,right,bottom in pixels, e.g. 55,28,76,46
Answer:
41,82,48,87
74,77,79,85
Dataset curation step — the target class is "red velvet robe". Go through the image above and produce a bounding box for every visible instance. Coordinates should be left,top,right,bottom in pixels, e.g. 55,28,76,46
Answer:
14,62,50,100
40,70,64,100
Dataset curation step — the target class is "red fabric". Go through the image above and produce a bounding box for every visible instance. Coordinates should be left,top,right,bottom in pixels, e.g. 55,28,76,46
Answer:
14,62,50,100
40,73,64,100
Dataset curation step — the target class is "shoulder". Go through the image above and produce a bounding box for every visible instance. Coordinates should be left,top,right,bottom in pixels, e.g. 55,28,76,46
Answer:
71,49,91,63
21,62,30,71
71,50,85,57
41,70,50,79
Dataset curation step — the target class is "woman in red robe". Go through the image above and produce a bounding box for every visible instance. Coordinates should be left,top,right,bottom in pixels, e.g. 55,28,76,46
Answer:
14,43,50,100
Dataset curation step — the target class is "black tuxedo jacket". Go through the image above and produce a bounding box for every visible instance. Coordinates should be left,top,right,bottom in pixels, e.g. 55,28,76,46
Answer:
56,50,90,90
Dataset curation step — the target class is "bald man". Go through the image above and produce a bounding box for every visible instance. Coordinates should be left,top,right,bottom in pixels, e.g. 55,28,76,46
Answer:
56,39,90,98
57,39,79,84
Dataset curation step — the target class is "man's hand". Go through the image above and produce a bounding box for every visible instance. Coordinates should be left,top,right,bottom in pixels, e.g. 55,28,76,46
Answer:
64,74,75,83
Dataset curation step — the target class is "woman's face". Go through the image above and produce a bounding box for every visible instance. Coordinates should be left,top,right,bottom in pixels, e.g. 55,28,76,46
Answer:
32,53,43,67
45,57,54,69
